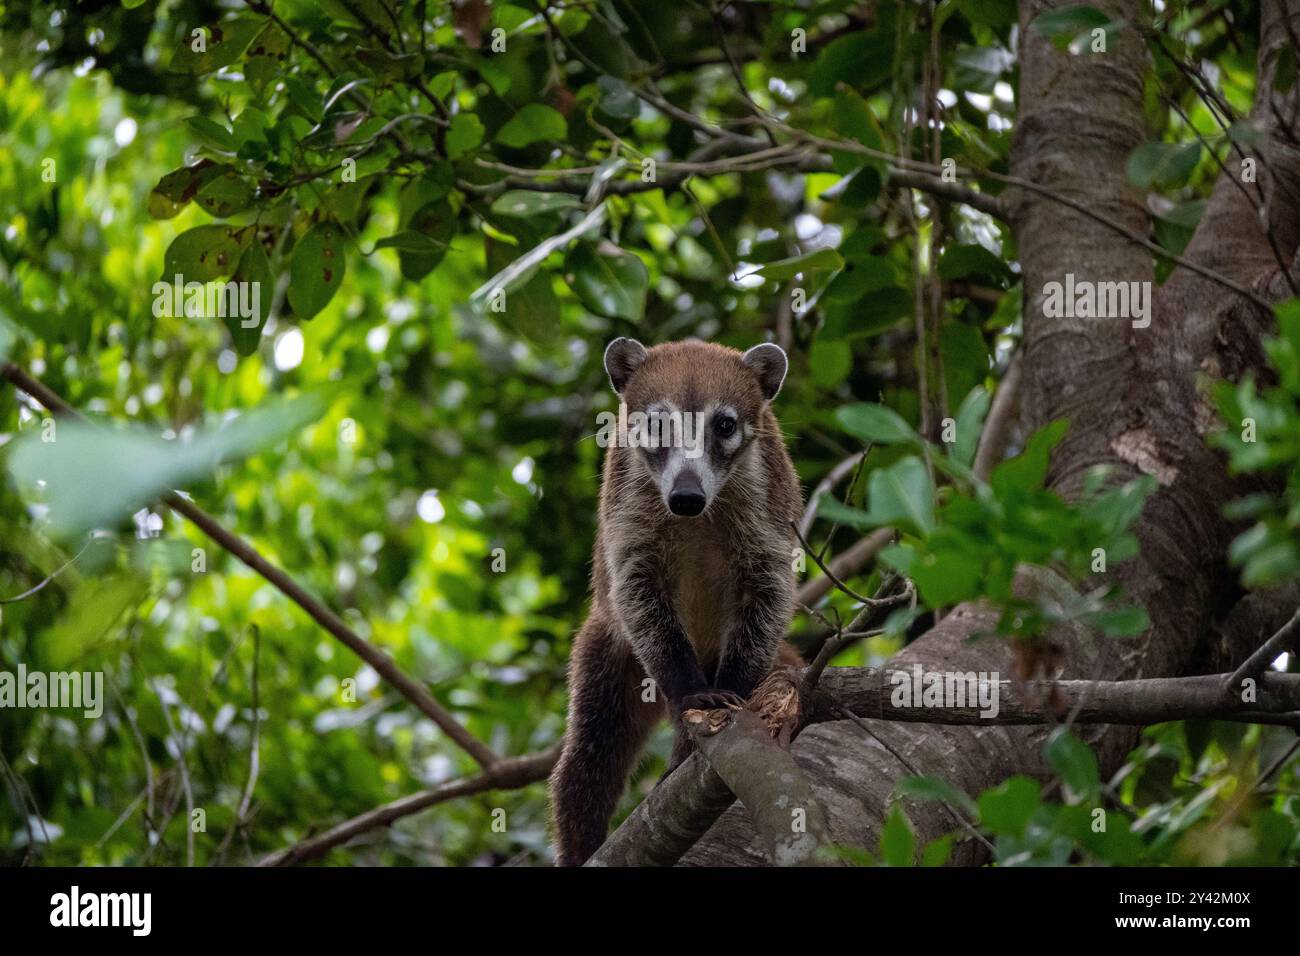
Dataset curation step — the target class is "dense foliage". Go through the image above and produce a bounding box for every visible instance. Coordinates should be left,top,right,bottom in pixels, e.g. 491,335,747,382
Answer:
0,0,1296,866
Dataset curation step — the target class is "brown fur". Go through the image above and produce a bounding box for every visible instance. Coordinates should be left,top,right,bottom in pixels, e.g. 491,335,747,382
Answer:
550,340,803,865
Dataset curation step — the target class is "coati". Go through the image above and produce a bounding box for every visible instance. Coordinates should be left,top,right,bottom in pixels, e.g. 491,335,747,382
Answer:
550,337,803,866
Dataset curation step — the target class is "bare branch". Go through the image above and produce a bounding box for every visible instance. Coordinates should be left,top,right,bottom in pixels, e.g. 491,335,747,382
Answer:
797,451,867,539
815,668,1300,727
1227,606,1300,694
257,748,558,866
795,528,894,607
0,533,96,604
973,353,1022,481
684,707,836,866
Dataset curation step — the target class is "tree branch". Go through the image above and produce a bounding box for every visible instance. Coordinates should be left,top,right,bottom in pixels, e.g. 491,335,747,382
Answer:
466,145,1008,217
257,748,558,866
972,352,1022,481
591,661,1300,866
0,361,500,770
683,707,836,866
816,668,1300,726
795,528,893,607
1227,606,1300,693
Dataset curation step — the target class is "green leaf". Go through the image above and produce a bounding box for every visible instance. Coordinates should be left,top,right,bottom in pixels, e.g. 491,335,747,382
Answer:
354,47,425,83
162,224,254,282
809,338,852,388
903,542,985,606
949,386,990,466
495,104,568,148
7,396,326,539
1030,5,1116,51
185,116,237,153
288,223,346,320
829,90,883,171
244,21,291,93
225,240,272,356
977,776,1041,836
952,46,1014,93
959,0,1017,29
39,574,150,669
822,257,900,305
866,455,935,537
1126,141,1202,190
490,190,583,218
839,226,884,261
446,112,485,159
483,238,563,345
169,18,264,74
749,248,843,280
816,495,878,531
148,161,225,220
397,167,454,226
596,76,639,122
564,239,649,322
920,834,955,867
991,419,1068,497
1081,603,1149,637
194,168,255,218
808,32,893,97
895,775,978,816
879,803,916,867
374,231,448,256
1043,727,1100,802
1153,199,1205,256
938,243,1014,288
835,403,919,446
395,201,455,281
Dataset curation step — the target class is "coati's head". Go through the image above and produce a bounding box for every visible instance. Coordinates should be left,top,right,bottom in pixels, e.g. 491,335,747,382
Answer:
603,338,787,518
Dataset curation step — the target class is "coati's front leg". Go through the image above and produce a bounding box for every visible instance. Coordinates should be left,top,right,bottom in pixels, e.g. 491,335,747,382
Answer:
667,553,795,771
715,554,795,698
615,561,739,713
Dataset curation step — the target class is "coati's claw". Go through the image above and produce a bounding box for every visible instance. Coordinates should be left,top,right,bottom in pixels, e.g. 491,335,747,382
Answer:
680,689,746,712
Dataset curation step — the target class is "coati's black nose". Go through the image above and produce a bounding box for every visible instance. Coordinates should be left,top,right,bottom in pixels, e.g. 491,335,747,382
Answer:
668,471,706,517
668,490,706,516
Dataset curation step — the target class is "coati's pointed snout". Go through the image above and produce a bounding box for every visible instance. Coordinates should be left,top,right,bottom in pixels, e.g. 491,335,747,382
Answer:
667,470,707,517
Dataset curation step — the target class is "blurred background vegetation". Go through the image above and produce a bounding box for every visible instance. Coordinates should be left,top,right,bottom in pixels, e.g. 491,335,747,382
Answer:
0,0,1296,866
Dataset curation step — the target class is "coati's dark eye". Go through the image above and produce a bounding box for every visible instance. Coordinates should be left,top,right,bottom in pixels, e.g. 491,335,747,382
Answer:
715,415,737,438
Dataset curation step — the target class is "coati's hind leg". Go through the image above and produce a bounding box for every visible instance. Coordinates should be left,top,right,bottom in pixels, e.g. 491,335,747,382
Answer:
550,611,661,866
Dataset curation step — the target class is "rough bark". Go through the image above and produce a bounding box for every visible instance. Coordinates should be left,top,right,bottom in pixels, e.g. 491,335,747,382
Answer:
674,0,1300,867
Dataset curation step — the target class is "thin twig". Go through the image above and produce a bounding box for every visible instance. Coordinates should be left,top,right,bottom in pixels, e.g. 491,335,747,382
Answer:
1227,606,1300,693
792,520,903,607
0,534,97,603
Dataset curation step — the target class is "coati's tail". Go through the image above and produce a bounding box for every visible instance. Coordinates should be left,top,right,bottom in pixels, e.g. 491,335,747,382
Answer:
776,640,805,669
550,611,661,866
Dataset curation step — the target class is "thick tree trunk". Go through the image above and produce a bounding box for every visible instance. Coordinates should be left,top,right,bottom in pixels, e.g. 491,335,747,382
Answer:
680,0,1300,866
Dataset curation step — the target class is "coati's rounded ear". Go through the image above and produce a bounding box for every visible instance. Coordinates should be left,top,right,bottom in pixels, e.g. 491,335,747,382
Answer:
603,337,649,394
742,343,788,401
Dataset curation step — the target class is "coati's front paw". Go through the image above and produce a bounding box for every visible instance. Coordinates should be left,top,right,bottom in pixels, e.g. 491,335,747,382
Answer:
678,688,745,713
